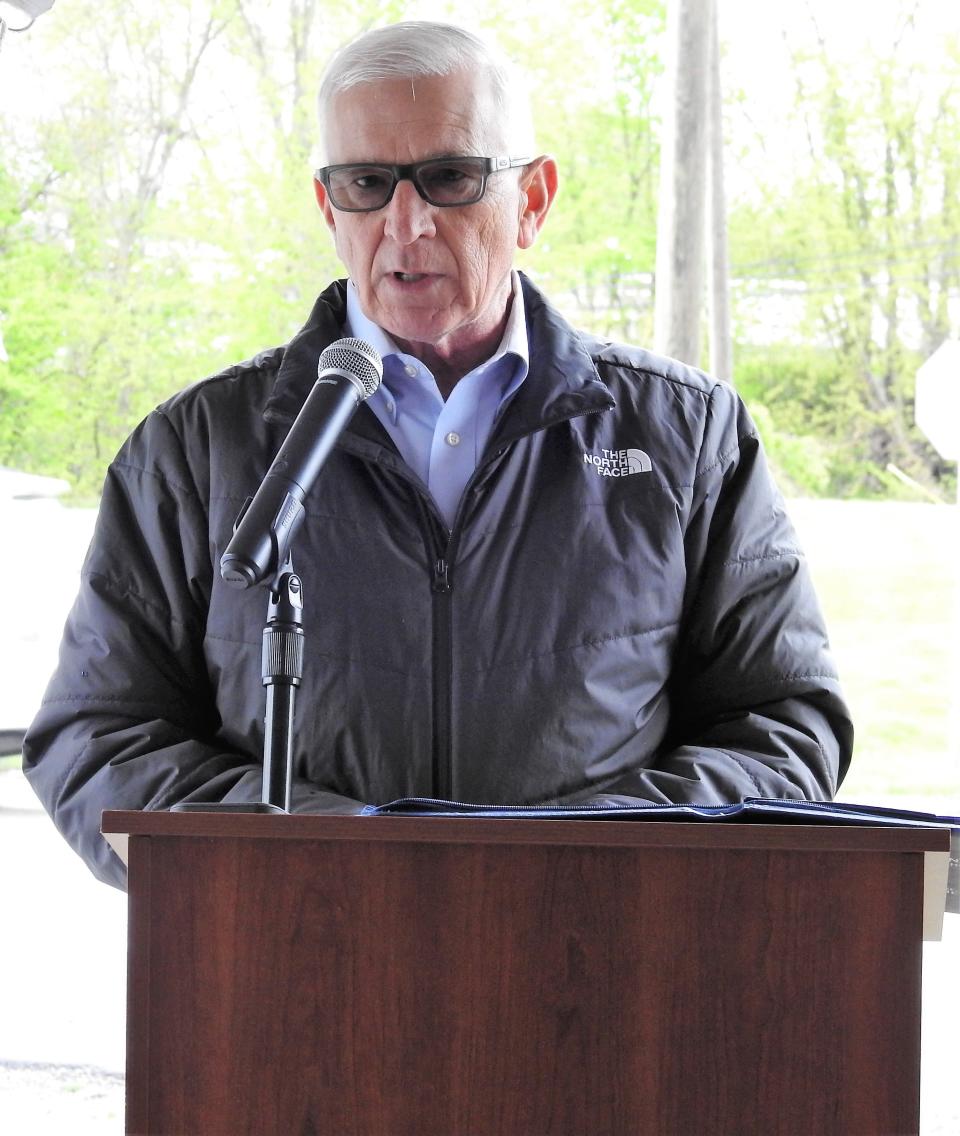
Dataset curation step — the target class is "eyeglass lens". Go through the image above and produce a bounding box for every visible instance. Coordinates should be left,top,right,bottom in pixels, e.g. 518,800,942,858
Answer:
326,158,488,211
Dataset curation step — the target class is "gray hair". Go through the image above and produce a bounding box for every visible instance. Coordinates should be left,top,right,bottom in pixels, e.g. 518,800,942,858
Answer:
317,21,535,159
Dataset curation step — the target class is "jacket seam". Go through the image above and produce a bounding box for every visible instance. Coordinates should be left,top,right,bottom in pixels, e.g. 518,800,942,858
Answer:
463,622,679,675
592,354,712,398
685,384,758,482
704,671,839,701
111,457,200,499
695,431,759,481
40,693,194,710
115,405,205,500
718,749,765,795
168,349,283,400
767,670,838,683
203,632,423,678
86,570,189,629
721,551,804,567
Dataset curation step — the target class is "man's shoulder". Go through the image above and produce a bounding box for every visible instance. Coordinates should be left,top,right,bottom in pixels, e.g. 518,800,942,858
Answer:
157,344,286,419
570,329,756,468
106,345,288,497
522,277,731,412
157,280,350,421
579,330,722,401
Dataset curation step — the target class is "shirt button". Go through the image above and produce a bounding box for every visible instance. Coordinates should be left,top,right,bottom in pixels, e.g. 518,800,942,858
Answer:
445,431,462,447
404,364,417,378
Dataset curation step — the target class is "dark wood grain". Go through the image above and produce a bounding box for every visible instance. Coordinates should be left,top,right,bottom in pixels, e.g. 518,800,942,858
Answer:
115,814,943,1135
103,808,949,852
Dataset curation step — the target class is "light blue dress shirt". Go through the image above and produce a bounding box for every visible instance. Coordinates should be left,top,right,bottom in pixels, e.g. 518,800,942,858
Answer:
345,274,529,529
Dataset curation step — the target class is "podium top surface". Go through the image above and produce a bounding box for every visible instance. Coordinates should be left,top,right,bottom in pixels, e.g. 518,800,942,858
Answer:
101,808,951,854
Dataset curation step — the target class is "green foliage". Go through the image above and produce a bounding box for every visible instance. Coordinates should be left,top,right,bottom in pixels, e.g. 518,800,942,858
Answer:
1,0,956,503
728,12,960,500
0,0,670,497
737,342,953,500
522,0,664,342
748,403,832,498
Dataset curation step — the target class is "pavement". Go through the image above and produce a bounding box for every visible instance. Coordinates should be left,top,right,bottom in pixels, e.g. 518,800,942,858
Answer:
0,771,127,1134
0,498,126,1131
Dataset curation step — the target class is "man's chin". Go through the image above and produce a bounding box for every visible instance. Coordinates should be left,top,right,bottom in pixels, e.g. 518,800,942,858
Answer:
377,311,455,353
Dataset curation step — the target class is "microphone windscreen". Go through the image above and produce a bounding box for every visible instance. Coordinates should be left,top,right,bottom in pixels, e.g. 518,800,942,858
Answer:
319,338,383,398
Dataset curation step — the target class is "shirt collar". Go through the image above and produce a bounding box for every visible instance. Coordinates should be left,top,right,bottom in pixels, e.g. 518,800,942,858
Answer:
345,273,529,422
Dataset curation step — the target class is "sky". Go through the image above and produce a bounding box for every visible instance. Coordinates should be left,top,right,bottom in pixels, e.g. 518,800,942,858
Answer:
1,0,956,159
2,0,956,95
0,0,956,229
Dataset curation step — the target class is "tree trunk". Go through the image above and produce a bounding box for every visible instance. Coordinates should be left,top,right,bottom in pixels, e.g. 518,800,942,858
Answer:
654,0,711,367
707,0,732,383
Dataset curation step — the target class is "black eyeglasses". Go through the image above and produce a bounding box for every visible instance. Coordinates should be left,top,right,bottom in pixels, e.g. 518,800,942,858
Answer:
314,155,532,212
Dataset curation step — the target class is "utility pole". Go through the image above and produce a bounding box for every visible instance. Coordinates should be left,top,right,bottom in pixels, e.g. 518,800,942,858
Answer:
707,0,732,383
654,0,710,367
654,0,732,383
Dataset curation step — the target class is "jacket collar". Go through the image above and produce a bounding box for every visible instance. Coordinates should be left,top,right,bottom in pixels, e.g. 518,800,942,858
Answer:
262,275,615,441
492,274,614,448
263,280,351,427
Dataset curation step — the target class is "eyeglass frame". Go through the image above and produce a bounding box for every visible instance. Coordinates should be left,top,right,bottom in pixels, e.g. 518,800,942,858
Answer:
313,155,534,213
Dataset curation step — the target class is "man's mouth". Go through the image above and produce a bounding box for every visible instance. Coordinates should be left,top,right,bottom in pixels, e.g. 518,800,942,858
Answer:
394,272,429,282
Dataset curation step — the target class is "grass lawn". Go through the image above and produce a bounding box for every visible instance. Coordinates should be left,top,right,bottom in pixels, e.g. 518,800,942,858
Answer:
789,498,960,808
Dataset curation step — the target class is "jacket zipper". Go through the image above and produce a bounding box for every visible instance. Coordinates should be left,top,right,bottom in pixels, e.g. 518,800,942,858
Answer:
350,399,613,803
419,413,612,802
431,553,453,799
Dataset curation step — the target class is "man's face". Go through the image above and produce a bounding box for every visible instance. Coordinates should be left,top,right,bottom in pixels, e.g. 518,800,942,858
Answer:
315,69,554,368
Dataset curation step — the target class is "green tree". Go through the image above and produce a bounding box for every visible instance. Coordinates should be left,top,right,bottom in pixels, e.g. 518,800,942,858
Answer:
24,0,955,503
0,0,232,491
2,0,671,498
519,0,666,342
728,10,960,497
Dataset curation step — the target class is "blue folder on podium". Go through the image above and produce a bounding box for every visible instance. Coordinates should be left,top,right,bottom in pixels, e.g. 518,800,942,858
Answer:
363,795,960,915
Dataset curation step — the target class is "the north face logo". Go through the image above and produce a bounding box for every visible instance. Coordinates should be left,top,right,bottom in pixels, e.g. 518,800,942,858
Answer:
583,447,652,477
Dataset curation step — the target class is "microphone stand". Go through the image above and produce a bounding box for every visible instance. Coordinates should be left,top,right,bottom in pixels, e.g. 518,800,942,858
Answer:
172,499,306,815
172,338,382,817
260,556,304,812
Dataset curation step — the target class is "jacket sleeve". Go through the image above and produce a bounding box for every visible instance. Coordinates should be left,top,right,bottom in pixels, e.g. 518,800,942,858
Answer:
22,409,364,891
585,381,853,807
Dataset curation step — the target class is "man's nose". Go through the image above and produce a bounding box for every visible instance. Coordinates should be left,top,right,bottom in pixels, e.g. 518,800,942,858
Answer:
383,178,437,244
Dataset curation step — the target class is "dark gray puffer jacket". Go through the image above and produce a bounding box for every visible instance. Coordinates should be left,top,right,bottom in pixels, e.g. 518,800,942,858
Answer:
24,276,853,888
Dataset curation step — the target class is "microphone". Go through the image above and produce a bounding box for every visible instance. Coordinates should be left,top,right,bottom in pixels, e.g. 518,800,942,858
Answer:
220,337,382,588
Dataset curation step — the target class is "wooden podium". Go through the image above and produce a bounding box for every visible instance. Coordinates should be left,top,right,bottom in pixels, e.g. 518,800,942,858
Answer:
101,810,950,1136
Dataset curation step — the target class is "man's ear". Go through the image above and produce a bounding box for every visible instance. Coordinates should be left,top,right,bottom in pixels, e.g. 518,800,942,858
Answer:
517,156,559,251
314,176,337,233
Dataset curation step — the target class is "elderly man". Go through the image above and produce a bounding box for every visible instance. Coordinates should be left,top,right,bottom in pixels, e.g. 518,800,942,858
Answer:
24,21,852,889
